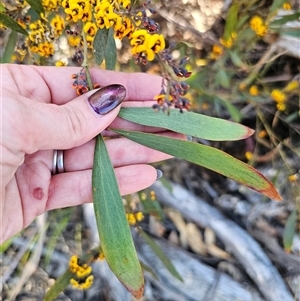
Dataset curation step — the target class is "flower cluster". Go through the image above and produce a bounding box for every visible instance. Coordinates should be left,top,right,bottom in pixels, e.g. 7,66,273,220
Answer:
69,255,94,290
71,69,100,95
126,211,144,226
271,89,287,111
250,16,267,37
153,79,191,113
249,85,259,96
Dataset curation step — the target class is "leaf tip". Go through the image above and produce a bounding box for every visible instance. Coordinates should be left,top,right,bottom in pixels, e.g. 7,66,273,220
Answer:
130,284,144,299
261,186,282,201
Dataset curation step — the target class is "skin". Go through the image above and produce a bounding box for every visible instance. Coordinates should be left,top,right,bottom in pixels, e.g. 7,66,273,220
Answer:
1,64,184,243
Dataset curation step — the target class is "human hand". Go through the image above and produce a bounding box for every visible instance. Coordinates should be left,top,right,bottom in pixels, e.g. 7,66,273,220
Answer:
1,64,182,243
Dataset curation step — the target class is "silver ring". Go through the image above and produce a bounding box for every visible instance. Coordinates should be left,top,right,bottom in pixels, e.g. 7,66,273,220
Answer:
52,150,65,175
57,150,65,174
52,150,58,175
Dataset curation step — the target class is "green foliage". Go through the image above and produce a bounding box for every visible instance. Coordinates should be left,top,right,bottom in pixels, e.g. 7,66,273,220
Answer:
0,13,28,35
283,210,297,252
119,107,253,141
92,134,144,298
93,29,109,65
105,28,117,70
1,30,17,63
113,129,282,200
139,229,183,281
26,0,44,15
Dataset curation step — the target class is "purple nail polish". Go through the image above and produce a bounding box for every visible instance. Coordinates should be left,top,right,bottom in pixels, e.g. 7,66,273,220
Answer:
88,84,126,115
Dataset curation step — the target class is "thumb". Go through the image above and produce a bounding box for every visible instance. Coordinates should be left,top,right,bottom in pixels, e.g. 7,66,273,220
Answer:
25,84,126,152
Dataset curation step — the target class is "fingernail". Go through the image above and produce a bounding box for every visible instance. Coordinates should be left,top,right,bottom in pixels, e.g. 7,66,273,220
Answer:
186,135,193,141
156,169,163,180
88,84,126,115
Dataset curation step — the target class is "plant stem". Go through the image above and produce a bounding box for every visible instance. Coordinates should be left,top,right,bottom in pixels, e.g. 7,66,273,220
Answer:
81,28,93,90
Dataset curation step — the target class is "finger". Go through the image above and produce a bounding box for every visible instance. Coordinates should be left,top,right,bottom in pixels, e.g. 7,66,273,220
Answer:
46,165,158,211
63,132,185,171
9,86,126,153
4,65,162,105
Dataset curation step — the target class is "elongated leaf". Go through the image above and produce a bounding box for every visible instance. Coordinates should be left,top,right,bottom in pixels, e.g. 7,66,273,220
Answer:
1,30,17,63
92,134,144,298
26,0,44,15
270,12,300,26
105,28,117,70
140,261,159,280
216,69,230,89
224,2,238,40
0,13,28,35
118,108,253,141
43,270,73,301
269,0,286,13
283,210,297,252
0,3,5,12
112,129,282,200
139,229,183,281
93,28,109,65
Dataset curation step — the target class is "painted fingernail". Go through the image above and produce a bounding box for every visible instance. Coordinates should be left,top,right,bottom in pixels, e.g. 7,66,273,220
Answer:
156,169,163,180
88,84,126,115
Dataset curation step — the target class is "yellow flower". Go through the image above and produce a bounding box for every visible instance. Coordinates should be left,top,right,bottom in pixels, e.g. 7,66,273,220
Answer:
249,85,259,96
135,212,144,222
220,32,236,48
258,130,267,138
271,89,286,103
42,0,60,11
276,102,286,111
68,35,81,47
84,21,97,36
94,0,119,29
288,174,298,182
130,29,165,61
114,16,134,39
50,14,65,37
245,151,253,160
210,44,223,59
55,60,67,66
29,40,54,57
250,16,267,37
70,275,94,290
126,213,136,226
283,2,292,10
284,80,299,92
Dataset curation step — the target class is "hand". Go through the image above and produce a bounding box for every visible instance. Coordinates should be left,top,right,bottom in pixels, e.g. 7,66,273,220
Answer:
1,64,182,243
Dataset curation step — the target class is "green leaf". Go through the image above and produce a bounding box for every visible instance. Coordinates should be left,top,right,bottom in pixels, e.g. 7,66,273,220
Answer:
92,134,144,299
0,3,5,12
140,261,159,280
105,28,117,70
112,129,282,201
269,0,286,13
229,50,247,68
270,12,300,26
43,270,73,301
0,13,28,35
118,108,253,141
139,229,183,281
283,210,297,252
139,191,164,220
281,28,300,38
224,2,238,40
216,69,230,89
26,0,44,15
1,30,17,63
93,28,109,65
214,96,243,122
